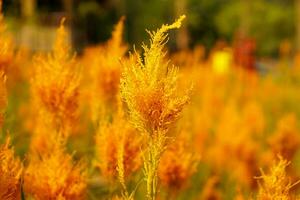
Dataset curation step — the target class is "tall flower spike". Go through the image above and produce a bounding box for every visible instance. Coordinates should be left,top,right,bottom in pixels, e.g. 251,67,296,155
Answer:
0,137,23,200
32,18,80,135
88,17,127,122
121,15,189,200
95,97,142,183
121,15,188,134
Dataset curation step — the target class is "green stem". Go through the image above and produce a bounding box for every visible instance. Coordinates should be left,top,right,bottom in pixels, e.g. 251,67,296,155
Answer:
145,131,166,200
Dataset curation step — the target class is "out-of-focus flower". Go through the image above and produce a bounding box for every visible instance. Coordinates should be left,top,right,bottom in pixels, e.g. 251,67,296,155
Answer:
31,19,80,135
83,17,127,122
158,132,199,193
209,103,260,188
24,134,87,200
95,103,142,183
0,137,23,200
268,114,300,161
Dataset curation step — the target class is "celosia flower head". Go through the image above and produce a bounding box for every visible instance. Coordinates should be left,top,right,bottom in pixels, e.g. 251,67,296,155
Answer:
158,133,199,192
121,15,190,134
25,133,87,200
32,18,80,135
95,99,142,182
88,17,127,122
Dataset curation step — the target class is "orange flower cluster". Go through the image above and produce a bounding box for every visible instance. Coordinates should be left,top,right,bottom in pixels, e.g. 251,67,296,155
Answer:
159,133,199,192
31,19,80,135
95,103,142,182
24,134,87,200
2,5,300,200
82,17,127,122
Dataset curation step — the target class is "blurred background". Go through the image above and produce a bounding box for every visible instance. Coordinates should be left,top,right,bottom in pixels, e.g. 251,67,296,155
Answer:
2,0,300,58
3,2,300,199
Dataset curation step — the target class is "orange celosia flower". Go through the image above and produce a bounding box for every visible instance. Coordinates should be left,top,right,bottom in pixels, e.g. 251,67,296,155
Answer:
121,15,190,200
158,133,199,193
84,17,127,122
0,137,23,200
24,134,87,200
95,102,142,183
31,18,80,135
120,15,190,135
268,113,300,161
209,103,260,188
256,157,299,200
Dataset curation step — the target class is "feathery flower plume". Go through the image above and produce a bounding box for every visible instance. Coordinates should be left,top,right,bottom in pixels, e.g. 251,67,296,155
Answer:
87,17,127,122
256,157,299,200
158,133,199,195
0,137,23,200
120,15,189,134
24,133,87,200
121,15,189,200
95,99,142,184
31,18,80,135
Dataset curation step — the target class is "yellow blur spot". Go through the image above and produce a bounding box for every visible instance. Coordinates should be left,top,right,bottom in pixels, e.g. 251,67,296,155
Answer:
212,48,232,75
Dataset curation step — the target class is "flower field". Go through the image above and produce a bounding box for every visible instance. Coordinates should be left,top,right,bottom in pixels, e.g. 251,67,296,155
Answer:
2,4,300,200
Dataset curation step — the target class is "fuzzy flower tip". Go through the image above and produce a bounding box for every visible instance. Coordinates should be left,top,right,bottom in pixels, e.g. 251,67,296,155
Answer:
32,18,80,134
120,15,190,135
